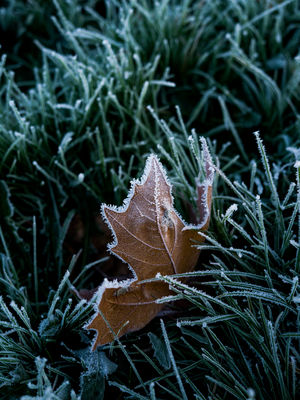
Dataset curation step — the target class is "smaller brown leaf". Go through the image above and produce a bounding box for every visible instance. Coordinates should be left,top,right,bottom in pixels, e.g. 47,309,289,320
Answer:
86,140,214,349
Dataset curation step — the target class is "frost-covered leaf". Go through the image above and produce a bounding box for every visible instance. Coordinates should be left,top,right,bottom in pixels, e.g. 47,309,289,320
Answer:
79,349,117,400
80,373,105,400
148,332,171,370
86,145,214,348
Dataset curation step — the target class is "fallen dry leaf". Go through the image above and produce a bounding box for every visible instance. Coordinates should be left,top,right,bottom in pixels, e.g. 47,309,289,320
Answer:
86,139,214,348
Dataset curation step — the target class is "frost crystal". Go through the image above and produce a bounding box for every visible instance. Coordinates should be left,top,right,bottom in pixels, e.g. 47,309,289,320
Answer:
78,173,85,183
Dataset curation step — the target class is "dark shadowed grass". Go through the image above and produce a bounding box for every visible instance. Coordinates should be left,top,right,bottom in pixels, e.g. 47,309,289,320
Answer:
0,0,299,398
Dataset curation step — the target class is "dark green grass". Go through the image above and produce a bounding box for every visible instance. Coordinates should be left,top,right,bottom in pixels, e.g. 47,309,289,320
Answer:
0,0,299,398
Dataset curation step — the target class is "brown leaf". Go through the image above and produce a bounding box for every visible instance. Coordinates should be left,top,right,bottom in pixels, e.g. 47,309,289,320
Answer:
86,142,214,349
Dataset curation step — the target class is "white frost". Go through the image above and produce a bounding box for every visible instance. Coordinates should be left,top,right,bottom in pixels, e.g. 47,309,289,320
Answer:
294,160,300,168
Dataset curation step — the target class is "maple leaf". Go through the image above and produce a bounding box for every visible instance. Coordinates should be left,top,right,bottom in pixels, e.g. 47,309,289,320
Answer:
86,140,214,349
